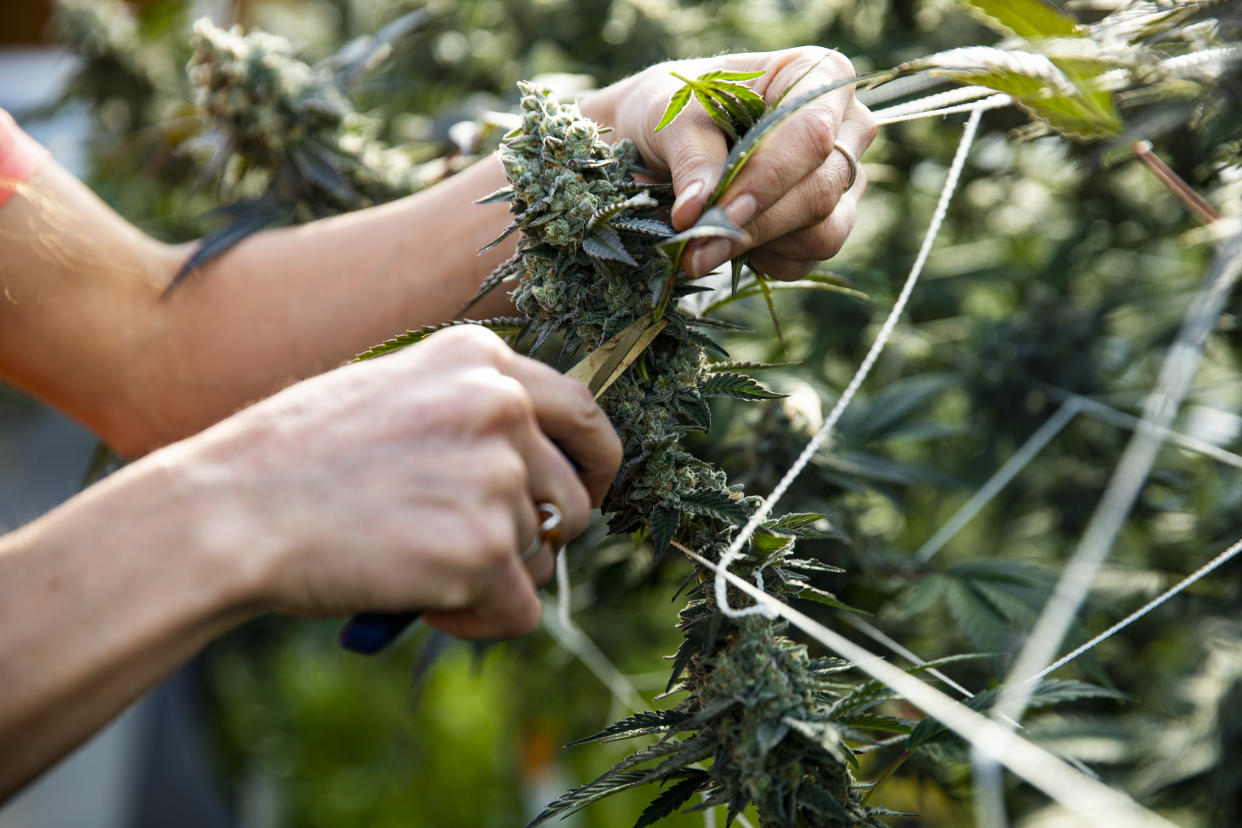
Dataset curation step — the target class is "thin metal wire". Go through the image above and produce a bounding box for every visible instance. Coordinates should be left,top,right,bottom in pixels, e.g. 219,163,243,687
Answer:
1031,535,1242,682
685,548,1176,828
713,106,986,619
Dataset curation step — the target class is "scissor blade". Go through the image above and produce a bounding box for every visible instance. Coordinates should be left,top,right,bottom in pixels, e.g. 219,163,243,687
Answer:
565,312,665,398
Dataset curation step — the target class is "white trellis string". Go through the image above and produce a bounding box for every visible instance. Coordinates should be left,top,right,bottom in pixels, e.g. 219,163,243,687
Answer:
1050,388,1242,471
870,84,999,121
992,222,1242,727
541,598,647,717
1030,535,1242,683
844,615,976,700
970,222,1242,821
875,93,1012,126
684,548,1176,828
555,546,573,632
713,105,985,619
915,397,1083,563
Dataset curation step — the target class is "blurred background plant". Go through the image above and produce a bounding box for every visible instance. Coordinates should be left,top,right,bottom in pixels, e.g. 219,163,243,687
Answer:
3,0,1241,826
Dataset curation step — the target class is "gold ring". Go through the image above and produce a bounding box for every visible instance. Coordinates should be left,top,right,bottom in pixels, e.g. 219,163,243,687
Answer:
521,503,563,561
833,141,858,192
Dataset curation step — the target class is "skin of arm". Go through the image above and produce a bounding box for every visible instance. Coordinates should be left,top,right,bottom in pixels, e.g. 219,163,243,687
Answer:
0,46,873,797
0,324,620,796
0,47,873,457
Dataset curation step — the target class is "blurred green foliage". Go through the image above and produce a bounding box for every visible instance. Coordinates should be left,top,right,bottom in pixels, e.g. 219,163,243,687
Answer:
43,0,1242,825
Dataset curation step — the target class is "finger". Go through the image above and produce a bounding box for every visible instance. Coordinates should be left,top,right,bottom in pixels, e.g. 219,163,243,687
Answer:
495,353,623,507
423,554,544,639
751,170,865,267
689,98,872,277
656,105,729,231
520,428,592,548
709,48,857,225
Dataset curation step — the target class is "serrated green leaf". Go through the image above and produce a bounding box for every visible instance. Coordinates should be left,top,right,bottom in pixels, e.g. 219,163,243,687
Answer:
353,317,525,361
962,0,1081,40
698,70,765,82
649,505,680,561
679,488,750,525
796,584,853,611
710,74,870,203
634,774,709,828
692,87,740,140
568,710,691,746
700,372,786,400
584,227,638,265
654,85,692,132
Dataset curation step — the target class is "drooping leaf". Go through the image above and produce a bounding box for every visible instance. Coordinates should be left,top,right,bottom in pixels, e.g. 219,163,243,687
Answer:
568,710,691,746
588,192,659,231
649,505,680,561
634,773,710,828
613,217,675,237
961,0,1081,41
700,372,786,400
165,200,292,295
679,488,750,525
459,256,522,314
584,227,638,265
353,317,525,361
654,85,693,132
900,46,1121,139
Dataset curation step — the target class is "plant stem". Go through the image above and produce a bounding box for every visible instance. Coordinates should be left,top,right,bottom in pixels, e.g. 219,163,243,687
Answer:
860,749,912,806
1133,140,1222,225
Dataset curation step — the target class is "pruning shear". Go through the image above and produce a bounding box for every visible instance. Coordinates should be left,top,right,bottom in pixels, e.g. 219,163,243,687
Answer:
339,312,667,654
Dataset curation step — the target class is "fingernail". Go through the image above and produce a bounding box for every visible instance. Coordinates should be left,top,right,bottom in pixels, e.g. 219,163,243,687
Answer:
671,180,704,218
724,193,758,227
692,238,732,277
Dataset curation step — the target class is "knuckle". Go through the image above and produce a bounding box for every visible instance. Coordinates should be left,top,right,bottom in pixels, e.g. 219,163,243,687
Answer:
801,117,836,163
822,49,855,78
470,514,519,567
436,324,511,364
479,374,535,430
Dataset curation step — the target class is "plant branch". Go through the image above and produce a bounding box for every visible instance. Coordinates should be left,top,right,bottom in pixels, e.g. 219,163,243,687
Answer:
1133,140,1221,225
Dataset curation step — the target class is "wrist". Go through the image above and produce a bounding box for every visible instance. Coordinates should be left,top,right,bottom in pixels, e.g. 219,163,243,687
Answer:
92,437,279,624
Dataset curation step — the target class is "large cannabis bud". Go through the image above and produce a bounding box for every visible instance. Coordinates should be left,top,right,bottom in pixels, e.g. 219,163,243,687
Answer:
484,83,889,828
188,18,418,214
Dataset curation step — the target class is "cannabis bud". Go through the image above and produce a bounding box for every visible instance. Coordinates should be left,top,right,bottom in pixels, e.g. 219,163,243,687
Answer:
482,84,883,828
187,18,417,215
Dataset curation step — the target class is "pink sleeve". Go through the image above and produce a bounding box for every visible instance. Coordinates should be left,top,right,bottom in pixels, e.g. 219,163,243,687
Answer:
0,108,51,209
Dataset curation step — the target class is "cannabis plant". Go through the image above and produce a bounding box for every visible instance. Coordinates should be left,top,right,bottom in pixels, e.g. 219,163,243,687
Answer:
176,16,429,284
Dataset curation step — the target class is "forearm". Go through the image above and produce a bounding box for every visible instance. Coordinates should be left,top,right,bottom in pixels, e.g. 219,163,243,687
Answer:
0,444,262,797
0,85,632,455
142,87,629,448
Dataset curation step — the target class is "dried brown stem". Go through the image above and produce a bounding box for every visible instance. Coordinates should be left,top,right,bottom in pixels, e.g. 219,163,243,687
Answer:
1133,140,1222,226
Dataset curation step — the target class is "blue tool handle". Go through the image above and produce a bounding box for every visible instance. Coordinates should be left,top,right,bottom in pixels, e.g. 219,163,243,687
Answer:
339,610,421,654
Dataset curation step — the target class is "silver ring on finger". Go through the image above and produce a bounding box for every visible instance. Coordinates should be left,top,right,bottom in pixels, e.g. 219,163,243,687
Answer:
521,502,563,562
833,141,858,192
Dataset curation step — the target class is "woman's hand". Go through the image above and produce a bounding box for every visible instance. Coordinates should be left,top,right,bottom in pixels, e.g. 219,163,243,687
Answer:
583,47,876,281
193,325,622,640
